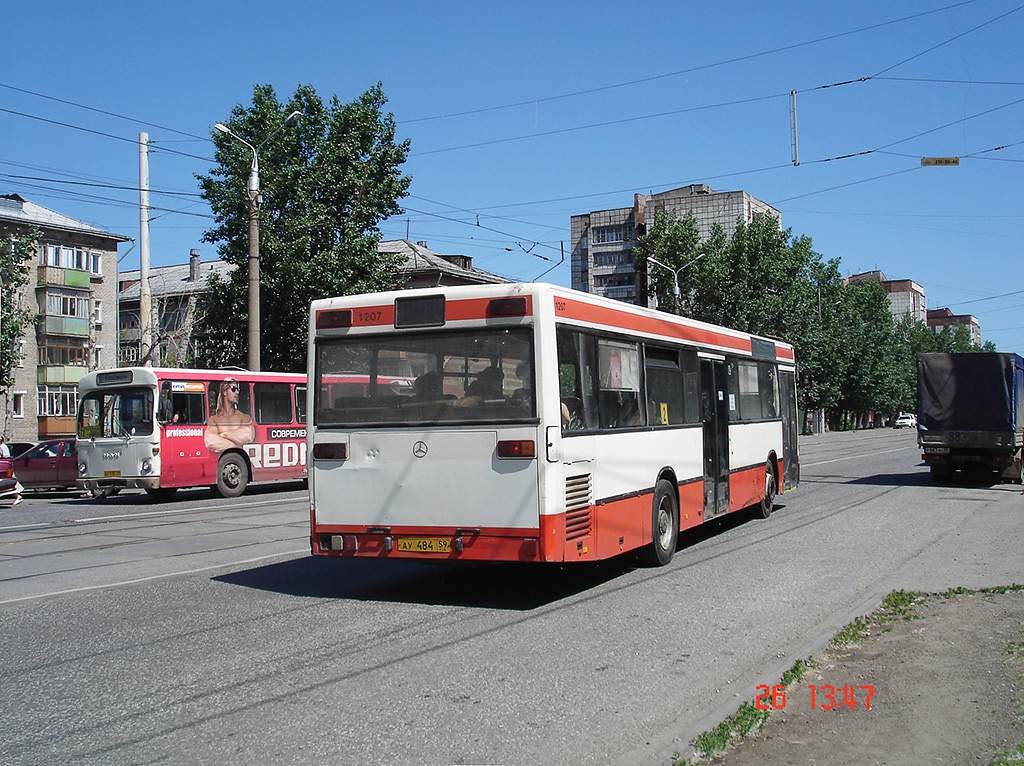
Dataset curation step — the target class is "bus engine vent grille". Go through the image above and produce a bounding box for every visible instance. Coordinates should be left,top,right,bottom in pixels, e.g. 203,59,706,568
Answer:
564,473,593,541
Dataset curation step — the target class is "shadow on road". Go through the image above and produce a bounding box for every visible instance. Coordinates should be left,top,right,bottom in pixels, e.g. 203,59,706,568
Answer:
214,554,638,611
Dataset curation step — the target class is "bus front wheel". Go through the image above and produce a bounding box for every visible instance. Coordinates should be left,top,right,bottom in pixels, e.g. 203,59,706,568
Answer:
215,453,249,498
639,479,679,567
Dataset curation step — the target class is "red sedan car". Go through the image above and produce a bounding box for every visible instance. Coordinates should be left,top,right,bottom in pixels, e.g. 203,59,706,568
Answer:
12,438,79,491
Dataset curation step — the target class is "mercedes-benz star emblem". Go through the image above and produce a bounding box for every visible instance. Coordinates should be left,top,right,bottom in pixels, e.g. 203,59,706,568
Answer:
412,441,428,458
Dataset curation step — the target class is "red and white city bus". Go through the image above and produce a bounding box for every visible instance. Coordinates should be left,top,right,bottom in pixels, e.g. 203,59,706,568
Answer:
307,283,799,565
76,367,307,499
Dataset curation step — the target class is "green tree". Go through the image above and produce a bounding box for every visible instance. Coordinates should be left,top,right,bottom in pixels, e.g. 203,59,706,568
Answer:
196,83,412,372
833,280,910,427
0,224,40,393
636,211,846,420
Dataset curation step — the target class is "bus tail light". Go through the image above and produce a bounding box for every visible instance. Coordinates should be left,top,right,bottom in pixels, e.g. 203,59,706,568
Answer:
497,440,536,459
313,442,348,460
316,309,353,329
486,297,529,318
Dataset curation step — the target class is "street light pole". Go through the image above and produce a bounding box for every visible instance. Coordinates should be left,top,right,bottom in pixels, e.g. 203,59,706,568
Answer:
214,110,302,371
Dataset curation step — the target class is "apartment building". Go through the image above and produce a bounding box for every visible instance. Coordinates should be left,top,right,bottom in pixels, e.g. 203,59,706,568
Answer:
0,194,128,443
571,184,780,307
846,270,927,324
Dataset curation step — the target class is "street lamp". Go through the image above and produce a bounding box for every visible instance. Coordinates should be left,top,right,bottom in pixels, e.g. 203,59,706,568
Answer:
646,253,706,313
214,110,302,370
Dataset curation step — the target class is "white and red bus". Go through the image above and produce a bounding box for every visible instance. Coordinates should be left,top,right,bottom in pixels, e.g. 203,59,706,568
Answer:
76,367,307,499
307,283,798,565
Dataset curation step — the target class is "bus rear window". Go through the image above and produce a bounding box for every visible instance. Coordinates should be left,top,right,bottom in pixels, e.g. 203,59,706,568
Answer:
315,328,535,426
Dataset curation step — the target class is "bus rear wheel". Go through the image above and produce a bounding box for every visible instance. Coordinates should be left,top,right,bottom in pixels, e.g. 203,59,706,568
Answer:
639,479,678,567
215,453,249,498
757,461,777,519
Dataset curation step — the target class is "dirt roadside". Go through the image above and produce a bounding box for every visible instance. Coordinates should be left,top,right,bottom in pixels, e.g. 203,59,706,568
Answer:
692,589,1024,765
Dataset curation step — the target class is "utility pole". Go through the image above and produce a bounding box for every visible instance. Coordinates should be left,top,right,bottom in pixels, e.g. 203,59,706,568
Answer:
139,132,153,366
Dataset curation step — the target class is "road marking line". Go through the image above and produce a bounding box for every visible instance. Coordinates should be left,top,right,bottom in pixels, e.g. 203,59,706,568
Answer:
0,548,308,606
73,496,301,523
804,445,914,467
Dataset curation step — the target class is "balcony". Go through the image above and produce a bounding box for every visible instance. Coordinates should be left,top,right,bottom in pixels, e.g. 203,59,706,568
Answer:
37,365,89,385
38,416,76,438
37,265,91,288
41,316,90,337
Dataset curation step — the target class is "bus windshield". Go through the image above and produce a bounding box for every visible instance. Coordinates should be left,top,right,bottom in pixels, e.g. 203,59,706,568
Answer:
78,387,155,438
316,327,535,426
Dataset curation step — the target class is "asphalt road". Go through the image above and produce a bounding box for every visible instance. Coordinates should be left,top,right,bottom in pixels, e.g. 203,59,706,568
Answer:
0,429,1021,765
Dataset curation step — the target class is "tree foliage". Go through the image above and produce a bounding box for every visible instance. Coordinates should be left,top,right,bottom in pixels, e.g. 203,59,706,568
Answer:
635,210,995,428
0,224,41,394
196,83,412,372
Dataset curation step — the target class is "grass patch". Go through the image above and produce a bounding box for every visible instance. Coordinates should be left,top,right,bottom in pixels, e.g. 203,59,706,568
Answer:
687,700,770,760
831,615,871,647
990,741,1024,765
779,657,810,688
877,589,924,622
679,586,1024,764
678,657,811,764
985,584,1024,595
944,586,976,598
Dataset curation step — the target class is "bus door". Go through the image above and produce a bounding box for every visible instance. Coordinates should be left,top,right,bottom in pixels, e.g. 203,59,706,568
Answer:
700,358,730,520
779,370,799,490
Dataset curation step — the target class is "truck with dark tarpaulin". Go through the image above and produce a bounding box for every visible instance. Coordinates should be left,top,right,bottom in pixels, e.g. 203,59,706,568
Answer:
917,352,1024,483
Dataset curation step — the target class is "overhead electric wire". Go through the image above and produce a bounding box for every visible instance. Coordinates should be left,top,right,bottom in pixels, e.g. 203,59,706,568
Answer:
400,0,986,124
411,93,786,157
872,2,1024,77
0,82,210,141
0,172,204,198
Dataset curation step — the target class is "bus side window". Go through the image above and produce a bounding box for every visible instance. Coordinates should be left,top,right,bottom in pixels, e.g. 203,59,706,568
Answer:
295,385,307,424
596,338,643,429
254,382,293,424
557,327,597,430
681,350,700,424
158,382,174,423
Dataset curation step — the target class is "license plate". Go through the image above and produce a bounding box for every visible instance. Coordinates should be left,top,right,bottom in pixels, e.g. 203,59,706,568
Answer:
103,470,122,477
397,537,451,554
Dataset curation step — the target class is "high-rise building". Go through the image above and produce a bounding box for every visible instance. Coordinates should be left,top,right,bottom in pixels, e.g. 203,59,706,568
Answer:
571,185,780,307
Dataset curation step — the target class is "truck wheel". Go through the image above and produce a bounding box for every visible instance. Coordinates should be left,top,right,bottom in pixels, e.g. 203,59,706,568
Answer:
930,464,952,483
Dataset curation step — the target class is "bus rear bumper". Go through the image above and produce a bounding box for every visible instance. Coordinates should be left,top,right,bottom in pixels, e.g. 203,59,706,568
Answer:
311,527,543,563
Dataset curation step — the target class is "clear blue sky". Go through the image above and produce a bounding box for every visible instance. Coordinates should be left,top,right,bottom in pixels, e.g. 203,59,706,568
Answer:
3,0,1022,351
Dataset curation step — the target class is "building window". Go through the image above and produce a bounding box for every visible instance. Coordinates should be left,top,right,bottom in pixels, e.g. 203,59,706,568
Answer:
94,300,103,326
44,288,91,318
594,274,635,288
37,385,78,416
593,252,633,267
90,251,103,275
592,224,634,244
160,299,188,332
12,391,25,418
39,339,89,366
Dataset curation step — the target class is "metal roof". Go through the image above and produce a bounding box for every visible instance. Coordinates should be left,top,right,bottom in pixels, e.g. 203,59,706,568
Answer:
0,193,130,241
